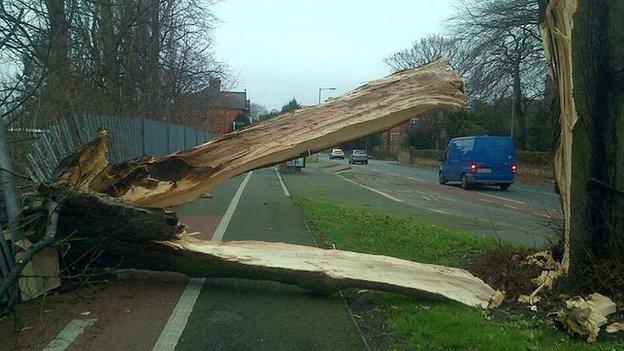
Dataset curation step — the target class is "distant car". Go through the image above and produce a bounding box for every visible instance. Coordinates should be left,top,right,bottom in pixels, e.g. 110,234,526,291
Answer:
348,149,368,164
439,135,517,191
330,148,345,159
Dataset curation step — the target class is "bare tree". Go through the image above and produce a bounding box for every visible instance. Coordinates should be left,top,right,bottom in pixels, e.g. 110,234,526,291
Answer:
384,35,469,75
248,103,268,123
449,0,546,149
0,0,227,127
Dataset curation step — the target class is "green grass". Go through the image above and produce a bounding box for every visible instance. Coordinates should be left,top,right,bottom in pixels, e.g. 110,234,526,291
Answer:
305,155,319,164
294,198,623,351
295,197,490,267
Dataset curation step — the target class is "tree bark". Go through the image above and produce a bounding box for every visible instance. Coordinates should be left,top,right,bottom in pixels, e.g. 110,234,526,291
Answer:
567,0,624,286
44,0,70,121
541,0,624,289
512,60,526,149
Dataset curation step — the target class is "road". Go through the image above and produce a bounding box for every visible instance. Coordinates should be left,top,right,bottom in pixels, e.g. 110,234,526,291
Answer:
7,158,561,350
285,157,562,247
170,168,366,350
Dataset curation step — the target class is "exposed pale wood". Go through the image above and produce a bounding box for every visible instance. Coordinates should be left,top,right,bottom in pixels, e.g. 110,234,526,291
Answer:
158,238,497,308
540,0,578,273
54,59,465,208
556,293,616,342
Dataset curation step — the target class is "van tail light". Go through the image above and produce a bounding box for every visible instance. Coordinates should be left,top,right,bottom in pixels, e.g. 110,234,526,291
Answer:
469,162,478,173
511,163,518,174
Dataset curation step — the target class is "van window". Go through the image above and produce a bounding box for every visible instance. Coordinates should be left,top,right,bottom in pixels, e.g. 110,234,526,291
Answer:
449,141,460,159
454,139,474,159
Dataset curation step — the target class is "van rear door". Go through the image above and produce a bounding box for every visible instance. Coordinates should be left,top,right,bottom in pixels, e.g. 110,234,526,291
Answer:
492,137,514,177
474,137,495,174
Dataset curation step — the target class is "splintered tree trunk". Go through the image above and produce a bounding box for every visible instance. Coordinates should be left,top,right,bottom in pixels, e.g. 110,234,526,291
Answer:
55,59,466,208
541,0,624,288
568,0,624,286
29,59,501,308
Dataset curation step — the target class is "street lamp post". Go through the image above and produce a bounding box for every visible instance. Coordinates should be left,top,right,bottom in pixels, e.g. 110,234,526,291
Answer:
318,87,336,105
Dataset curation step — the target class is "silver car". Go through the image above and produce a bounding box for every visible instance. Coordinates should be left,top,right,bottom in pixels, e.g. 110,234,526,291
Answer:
348,149,368,164
330,148,345,159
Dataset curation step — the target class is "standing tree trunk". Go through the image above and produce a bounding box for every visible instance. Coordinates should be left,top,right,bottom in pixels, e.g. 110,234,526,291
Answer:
99,0,120,115
542,0,624,291
567,0,624,288
44,0,70,121
512,59,526,149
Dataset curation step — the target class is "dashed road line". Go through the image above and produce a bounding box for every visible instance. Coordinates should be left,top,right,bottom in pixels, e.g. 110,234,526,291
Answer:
153,172,252,351
428,208,453,215
152,279,205,351
44,318,97,351
275,168,290,196
478,192,525,205
533,212,552,218
406,176,425,182
212,171,253,241
336,175,405,203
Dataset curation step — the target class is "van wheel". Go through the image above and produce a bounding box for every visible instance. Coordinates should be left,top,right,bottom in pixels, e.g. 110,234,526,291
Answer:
439,171,446,185
461,174,470,190
500,184,510,191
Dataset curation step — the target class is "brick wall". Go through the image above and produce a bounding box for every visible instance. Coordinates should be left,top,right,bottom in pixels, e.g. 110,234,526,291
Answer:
209,108,245,136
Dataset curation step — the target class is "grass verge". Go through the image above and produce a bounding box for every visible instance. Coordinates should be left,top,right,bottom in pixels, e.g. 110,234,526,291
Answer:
294,197,622,351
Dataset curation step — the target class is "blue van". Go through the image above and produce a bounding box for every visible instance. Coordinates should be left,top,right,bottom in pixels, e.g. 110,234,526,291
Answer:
439,136,517,190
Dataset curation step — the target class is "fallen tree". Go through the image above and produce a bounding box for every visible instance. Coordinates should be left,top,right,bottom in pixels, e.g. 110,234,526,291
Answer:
4,59,501,309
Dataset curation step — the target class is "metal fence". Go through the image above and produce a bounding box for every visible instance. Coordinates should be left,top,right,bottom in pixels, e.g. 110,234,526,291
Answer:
1,114,213,309
24,115,213,183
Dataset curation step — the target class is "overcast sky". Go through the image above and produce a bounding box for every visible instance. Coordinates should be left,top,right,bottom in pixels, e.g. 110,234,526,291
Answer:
212,0,453,110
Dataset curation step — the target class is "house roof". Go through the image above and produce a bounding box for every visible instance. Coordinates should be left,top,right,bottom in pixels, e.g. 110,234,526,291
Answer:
216,91,249,110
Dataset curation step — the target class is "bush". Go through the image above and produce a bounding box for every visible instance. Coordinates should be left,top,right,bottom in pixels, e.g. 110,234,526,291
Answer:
407,149,551,166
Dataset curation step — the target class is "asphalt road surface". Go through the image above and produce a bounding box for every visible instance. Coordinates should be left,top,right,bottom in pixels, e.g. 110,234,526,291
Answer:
286,157,562,247
170,168,366,351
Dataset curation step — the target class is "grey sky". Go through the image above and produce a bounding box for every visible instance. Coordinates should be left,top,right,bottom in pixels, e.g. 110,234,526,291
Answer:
213,0,453,110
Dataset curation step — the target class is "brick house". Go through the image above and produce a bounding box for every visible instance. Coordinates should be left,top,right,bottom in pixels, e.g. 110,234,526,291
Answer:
374,117,419,155
178,78,250,136
374,110,446,156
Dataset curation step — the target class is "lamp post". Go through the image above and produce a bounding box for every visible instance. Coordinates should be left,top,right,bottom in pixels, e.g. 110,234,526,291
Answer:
318,87,336,105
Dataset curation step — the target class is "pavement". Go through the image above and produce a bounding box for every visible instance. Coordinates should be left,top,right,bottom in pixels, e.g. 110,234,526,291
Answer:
0,157,561,350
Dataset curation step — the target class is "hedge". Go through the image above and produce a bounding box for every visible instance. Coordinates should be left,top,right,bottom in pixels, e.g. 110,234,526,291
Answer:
408,149,552,166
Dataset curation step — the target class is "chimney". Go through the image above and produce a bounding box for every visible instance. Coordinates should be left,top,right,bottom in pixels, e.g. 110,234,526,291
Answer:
209,77,221,93
207,77,221,105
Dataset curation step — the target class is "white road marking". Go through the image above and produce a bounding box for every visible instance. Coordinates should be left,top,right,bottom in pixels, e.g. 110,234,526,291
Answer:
504,204,520,210
212,171,253,241
406,176,425,182
533,212,552,218
274,168,290,196
337,175,405,203
152,279,205,351
43,318,97,351
334,169,351,174
153,172,252,350
429,208,453,215
479,192,525,205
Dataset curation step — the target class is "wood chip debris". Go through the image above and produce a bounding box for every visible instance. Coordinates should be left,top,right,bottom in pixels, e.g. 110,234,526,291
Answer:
556,293,617,342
